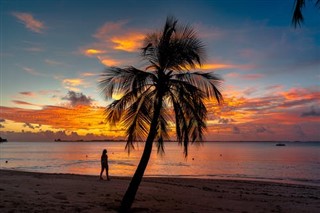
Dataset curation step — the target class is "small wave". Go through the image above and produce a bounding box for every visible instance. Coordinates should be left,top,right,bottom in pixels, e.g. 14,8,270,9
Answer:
114,161,136,167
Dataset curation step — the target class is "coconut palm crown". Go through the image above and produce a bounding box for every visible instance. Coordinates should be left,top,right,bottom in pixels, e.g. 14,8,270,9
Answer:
99,16,223,212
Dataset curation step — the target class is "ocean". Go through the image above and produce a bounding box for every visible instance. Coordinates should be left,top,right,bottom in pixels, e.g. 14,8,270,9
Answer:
1,141,319,186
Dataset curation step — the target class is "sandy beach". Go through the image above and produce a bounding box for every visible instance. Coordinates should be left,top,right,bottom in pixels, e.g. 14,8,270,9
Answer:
0,170,319,213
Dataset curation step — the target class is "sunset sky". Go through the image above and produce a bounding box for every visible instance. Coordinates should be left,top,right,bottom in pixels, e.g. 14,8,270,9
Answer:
0,0,319,142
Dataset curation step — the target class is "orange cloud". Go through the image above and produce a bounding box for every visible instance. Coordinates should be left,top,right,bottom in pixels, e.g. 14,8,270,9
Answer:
80,20,148,69
281,87,320,101
98,57,120,67
91,20,146,53
12,12,45,33
2,86,319,141
62,78,86,91
199,63,236,70
63,78,83,86
204,86,320,128
192,63,256,72
111,33,145,52
84,48,106,56
81,72,99,77
0,105,124,137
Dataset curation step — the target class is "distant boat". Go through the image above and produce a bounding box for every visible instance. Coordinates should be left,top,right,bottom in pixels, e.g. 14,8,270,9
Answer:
0,137,8,142
276,143,286,146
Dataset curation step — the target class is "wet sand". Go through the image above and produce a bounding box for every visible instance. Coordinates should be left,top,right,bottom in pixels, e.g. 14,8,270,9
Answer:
0,169,319,212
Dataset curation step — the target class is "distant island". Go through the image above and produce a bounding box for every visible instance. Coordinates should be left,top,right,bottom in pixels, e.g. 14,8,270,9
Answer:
54,138,176,142
54,138,127,142
53,139,317,143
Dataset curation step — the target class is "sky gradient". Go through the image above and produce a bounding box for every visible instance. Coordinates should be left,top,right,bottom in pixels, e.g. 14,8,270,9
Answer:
1,0,319,142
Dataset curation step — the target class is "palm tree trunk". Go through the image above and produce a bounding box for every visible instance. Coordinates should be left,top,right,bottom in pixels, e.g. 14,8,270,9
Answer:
119,94,163,213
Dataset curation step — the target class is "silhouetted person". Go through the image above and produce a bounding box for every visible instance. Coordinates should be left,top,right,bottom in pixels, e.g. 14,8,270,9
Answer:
99,149,110,180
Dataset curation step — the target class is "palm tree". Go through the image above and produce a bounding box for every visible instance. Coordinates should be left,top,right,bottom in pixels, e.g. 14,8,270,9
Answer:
99,16,223,212
292,0,320,27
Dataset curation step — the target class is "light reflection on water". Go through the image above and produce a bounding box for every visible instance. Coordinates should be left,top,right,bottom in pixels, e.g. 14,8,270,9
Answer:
0,142,319,185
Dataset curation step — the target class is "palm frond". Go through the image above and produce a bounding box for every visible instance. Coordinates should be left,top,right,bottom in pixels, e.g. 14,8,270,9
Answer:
105,85,153,125
173,72,223,104
155,106,170,154
123,89,157,153
141,33,160,67
99,66,156,100
169,24,206,71
292,0,305,27
169,92,188,155
168,79,207,157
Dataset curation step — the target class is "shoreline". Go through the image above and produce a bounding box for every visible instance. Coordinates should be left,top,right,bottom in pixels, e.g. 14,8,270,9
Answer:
144,174,320,187
2,141,319,143
2,168,319,187
1,170,320,212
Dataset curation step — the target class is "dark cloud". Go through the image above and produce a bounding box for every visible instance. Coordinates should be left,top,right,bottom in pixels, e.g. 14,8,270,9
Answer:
301,106,320,117
62,91,94,107
0,124,4,128
19,91,34,96
218,118,235,124
280,99,318,108
0,118,5,122
12,100,36,105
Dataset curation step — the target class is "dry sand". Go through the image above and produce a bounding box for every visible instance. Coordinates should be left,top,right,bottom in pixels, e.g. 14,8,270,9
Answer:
0,169,319,213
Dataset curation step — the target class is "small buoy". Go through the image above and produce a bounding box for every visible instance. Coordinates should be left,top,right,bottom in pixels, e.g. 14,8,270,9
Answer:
5,161,8,163
192,158,194,160
220,154,222,157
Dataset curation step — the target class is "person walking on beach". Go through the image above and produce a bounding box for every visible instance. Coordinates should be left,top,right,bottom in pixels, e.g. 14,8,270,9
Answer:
99,149,110,180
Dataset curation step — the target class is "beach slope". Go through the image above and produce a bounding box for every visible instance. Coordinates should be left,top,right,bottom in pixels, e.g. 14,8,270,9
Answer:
0,170,319,212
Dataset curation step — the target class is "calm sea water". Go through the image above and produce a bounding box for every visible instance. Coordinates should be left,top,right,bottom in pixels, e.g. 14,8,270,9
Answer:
0,142,319,186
